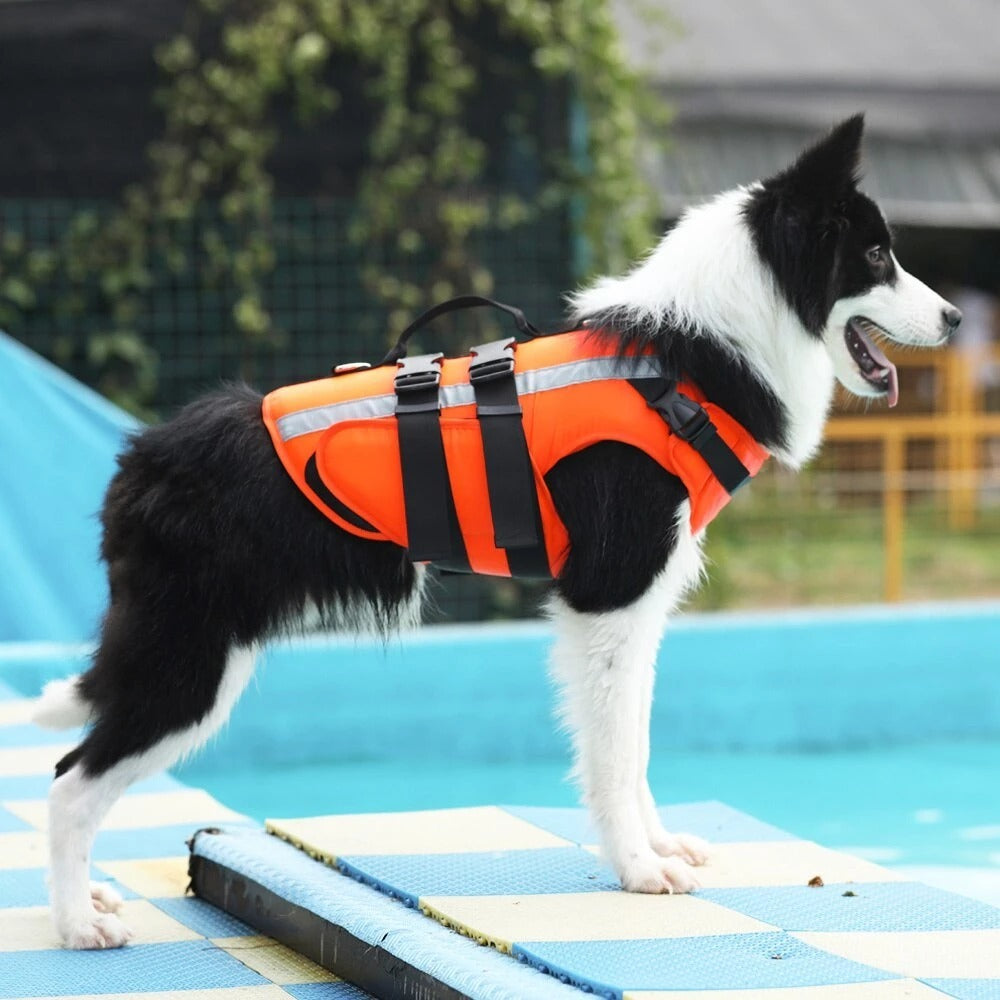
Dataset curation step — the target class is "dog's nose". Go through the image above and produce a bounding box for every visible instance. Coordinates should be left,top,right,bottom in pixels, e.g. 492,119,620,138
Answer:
942,305,963,339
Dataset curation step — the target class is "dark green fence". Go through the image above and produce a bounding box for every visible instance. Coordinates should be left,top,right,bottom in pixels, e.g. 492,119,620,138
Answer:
3,195,573,621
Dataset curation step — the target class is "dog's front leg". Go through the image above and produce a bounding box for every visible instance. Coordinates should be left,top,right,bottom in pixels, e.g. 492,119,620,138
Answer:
549,586,700,894
636,663,710,867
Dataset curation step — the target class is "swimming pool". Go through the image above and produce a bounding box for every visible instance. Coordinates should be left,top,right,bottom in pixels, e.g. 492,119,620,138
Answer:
4,600,999,902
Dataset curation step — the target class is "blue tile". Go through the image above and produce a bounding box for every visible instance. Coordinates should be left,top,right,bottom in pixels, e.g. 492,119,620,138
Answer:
923,979,1000,1000
0,772,59,800
0,868,136,908
337,847,620,906
0,805,31,833
512,932,897,995
700,883,1000,933
501,807,594,844
0,771,185,801
91,821,256,862
657,801,797,843
0,867,52,908
0,724,83,747
151,896,256,938
284,984,376,999
504,801,795,846
0,940,268,997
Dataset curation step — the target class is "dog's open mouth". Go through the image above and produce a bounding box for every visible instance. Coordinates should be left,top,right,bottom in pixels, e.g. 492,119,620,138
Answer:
845,317,899,407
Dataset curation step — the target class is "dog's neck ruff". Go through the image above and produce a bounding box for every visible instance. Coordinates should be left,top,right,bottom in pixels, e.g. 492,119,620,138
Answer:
262,330,769,578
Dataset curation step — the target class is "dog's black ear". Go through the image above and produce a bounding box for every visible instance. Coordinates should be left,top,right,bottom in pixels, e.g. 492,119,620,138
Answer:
743,115,866,335
766,114,865,202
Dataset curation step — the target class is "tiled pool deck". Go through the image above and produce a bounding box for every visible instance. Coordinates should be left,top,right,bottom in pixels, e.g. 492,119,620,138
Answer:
0,680,371,1000
3,677,1000,1000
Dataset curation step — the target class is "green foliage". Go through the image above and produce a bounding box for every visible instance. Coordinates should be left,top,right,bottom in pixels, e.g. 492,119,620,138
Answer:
0,0,662,413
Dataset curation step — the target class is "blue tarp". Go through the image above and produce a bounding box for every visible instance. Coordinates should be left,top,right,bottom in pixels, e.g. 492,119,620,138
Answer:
0,332,138,641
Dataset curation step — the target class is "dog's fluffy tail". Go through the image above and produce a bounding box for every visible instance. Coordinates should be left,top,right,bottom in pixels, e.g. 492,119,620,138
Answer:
33,676,91,729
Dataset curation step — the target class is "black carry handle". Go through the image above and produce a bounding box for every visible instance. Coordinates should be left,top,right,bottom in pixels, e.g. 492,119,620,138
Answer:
379,296,542,367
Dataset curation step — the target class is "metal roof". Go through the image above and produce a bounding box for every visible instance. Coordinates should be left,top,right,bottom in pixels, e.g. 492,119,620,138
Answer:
649,124,1000,227
616,0,1000,227
617,0,1000,90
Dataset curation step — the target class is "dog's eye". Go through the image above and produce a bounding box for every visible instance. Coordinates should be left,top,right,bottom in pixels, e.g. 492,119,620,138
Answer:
866,246,883,265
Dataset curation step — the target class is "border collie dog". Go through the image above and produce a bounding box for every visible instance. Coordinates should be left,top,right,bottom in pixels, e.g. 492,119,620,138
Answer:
35,114,960,949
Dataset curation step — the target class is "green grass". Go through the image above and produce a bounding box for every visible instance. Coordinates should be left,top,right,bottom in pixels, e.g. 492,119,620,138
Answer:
692,496,1000,610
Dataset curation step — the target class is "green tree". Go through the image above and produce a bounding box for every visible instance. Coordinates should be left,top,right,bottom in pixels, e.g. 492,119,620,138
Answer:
0,0,662,415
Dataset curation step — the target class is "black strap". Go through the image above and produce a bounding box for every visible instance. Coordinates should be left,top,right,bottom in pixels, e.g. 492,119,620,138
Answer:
468,338,550,579
394,353,469,566
630,378,752,494
380,296,541,367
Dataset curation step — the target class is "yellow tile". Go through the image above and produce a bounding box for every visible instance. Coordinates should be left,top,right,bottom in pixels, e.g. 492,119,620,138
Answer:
0,899,200,951
0,699,37,726
17,988,294,1000
794,929,1000,979
625,981,952,1000
0,743,73,777
0,829,46,869
692,840,907,889
0,907,59,951
9,788,244,831
267,805,573,861
420,891,778,952
213,935,337,984
96,856,190,898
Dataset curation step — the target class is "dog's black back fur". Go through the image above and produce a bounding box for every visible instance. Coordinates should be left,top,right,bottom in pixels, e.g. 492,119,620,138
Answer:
60,385,418,777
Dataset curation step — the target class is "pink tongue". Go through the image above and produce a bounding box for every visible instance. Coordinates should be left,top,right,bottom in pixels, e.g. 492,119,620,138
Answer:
887,365,899,408
861,330,899,408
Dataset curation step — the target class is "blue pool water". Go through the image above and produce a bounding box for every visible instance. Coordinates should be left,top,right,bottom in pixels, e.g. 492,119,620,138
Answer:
181,601,999,879
4,601,999,892
186,740,1000,869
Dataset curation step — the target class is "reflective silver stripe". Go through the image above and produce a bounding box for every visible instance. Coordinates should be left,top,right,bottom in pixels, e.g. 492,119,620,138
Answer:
275,354,663,441
514,355,661,396
275,393,396,441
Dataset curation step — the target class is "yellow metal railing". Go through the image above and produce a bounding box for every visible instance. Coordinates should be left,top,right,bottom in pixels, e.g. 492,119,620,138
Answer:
824,346,1000,602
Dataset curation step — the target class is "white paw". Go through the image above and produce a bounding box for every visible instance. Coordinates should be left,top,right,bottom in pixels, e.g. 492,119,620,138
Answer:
61,910,133,950
90,881,124,914
649,830,711,866
619,852,700,894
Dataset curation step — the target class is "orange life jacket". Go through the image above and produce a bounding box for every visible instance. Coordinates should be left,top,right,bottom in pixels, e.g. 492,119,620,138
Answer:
262,329,768,579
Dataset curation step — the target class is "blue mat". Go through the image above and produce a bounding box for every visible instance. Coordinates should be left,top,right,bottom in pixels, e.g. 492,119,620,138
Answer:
257,803,1000,999
0,679,376,1000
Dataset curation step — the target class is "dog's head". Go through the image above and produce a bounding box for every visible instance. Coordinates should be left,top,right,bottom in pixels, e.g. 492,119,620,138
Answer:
745,115,961,406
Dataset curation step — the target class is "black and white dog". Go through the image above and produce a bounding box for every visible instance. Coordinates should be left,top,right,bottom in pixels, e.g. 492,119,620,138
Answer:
35,114,960,948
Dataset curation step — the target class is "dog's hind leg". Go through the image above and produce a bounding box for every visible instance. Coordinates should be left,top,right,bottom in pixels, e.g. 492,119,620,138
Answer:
47,601,256,949
549,578,701,894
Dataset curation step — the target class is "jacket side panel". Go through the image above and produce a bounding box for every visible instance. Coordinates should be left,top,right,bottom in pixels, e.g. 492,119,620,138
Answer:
262,369,397,542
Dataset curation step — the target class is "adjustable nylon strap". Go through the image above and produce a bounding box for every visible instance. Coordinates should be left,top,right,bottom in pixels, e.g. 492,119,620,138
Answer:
629,378,752,494
468,338,550,579
395,353,469,566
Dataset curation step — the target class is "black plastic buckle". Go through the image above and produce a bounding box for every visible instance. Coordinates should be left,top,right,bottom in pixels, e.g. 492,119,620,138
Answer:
394,352,443,393
669,397,714,448
394,353,443,415
650,384,715,448
469,338,516,384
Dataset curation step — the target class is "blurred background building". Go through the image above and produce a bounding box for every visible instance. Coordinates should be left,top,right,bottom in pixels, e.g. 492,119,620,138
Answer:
0,0,997,620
